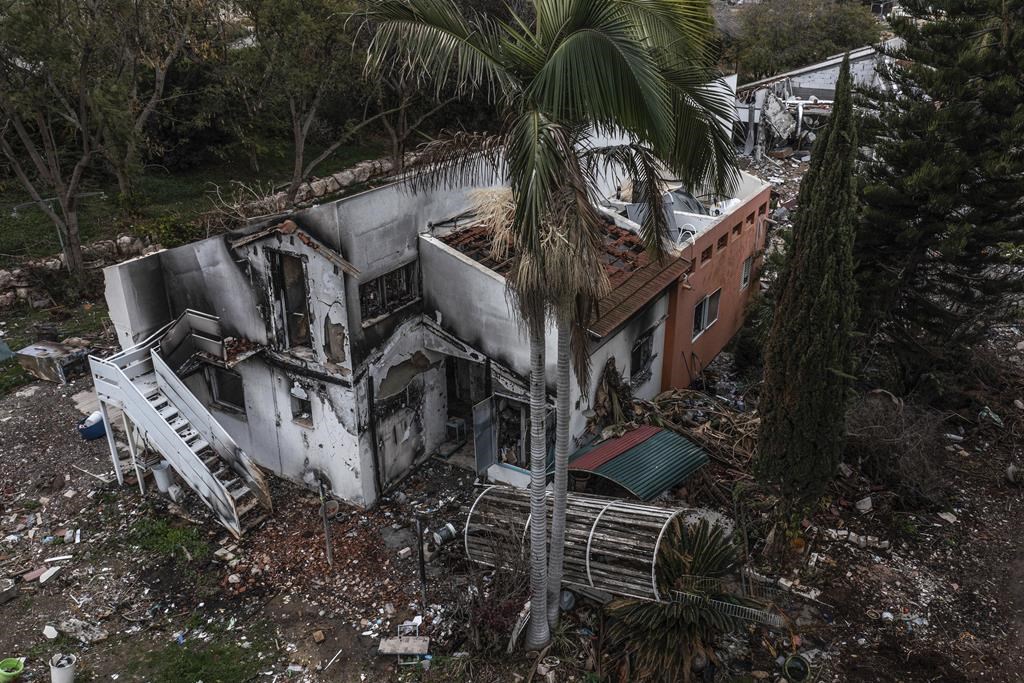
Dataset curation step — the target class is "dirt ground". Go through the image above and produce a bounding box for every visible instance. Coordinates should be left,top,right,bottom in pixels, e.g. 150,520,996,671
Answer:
1,310,1023,682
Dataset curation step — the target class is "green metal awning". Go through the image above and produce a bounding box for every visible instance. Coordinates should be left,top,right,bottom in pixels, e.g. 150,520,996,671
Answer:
568,425,708,500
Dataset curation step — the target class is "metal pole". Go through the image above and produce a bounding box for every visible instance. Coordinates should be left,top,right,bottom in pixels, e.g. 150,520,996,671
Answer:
415,516,427,607
319,478,333,568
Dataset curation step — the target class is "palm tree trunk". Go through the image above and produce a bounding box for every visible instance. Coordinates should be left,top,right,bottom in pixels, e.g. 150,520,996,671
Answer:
524,324,551,650
547,314,571,627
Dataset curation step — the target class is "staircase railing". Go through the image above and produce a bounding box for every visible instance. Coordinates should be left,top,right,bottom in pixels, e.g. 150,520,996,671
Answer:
152,351,272,511
89,355,242,536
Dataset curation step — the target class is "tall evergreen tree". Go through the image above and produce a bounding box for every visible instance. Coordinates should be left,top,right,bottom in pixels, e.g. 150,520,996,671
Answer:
856,0,1024,384
756,57,858,503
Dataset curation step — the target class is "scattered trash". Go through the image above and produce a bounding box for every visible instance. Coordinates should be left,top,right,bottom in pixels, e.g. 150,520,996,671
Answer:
49,653,76,683
978,406,1004,428
937,512,958,524
855,496,873,514
43,625,59,639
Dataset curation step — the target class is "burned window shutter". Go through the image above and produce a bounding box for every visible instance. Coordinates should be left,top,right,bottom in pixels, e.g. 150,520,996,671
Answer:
359,261,419,323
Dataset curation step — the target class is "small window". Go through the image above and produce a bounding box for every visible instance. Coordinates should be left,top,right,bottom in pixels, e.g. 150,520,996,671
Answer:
746,212,755,225
732,223,742,236
758,203,767,216
630,330,655,387
210,367,245,412
700,246,713,263
270,252,311,349
692,289,721,340
289,384,313,427
717,233,728,250
359,261,419,322
741,255,753,289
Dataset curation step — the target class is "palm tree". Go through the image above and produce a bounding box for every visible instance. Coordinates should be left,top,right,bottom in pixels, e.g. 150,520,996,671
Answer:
364,0,737,648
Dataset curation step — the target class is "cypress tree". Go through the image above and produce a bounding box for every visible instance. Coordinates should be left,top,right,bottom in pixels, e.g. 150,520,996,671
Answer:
856,0,1024,382
755,56,858,503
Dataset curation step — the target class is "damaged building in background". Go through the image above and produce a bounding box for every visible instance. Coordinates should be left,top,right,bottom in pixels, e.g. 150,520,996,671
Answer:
88,153,769,535
735,38,901,156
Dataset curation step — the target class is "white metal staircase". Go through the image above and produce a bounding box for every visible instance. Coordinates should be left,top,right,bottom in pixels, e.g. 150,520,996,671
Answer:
89,310,272,538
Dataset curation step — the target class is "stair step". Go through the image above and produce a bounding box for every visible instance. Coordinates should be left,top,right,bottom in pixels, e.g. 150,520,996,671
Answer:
211,466,230,479
203,455,220,469
143,386,161,399
235,498,259,518
179,428,200,442
229,485,252,501
168,417,189,433
157,405,180,421
188,438,210,453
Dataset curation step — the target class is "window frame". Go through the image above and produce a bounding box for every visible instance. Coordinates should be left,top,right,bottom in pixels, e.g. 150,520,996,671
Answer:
269,250,312,350
208,366,246,414
630,328,656,387
359,260,420,325
741,255,754,290
692,288,722,341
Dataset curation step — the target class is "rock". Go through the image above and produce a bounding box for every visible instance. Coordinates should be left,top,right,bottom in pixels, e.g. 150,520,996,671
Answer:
43,625,59,639
313,630,326,643
398,546,413,559
1006,464,1020,484
881,611,894,622
22,566,48,582
1016,340,1024,351
1014,399,1024,411
937,511,958,523
751,671,770,680
59,617,108,643
855,496,873,513
228,573,242,584
214,548,236,561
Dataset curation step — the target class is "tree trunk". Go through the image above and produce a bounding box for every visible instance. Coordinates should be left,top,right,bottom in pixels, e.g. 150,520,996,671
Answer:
62,206,86,281
547,314,570,628
524,323,551,650
285,104,306,205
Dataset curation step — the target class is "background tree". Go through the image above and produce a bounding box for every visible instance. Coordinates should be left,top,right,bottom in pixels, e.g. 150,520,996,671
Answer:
734,0,879,81
366,0,736,648
856,0,1024,396
755,57,857,504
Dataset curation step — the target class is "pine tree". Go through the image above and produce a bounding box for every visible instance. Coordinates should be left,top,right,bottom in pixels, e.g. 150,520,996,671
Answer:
856,0,1024,382
755,56,858,504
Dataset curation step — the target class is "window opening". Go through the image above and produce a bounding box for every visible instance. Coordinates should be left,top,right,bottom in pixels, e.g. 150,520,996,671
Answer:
692,289,721,340
700,246,713,263
210,367,245,412
630,330,655,387
359,261,419,322
741,255,753,289
290,383,313,427
271,252,311,348
717,233,728,250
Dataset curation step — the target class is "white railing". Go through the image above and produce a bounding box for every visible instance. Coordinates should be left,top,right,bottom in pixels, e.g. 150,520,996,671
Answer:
152,352,271,511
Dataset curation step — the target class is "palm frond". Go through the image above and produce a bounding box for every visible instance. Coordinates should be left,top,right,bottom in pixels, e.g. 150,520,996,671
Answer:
581,141,672,256
526,2,673,147
363,0,513,98
611,0,715,66
401,129,508,193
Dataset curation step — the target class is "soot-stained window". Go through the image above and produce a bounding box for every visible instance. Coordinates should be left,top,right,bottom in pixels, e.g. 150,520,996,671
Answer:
359,260,419,322
271,251,311,348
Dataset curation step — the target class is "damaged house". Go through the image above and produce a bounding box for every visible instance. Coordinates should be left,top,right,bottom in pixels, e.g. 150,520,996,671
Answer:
89,161,769,535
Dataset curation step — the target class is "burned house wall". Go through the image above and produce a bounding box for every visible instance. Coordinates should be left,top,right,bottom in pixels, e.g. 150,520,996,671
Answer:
290,167,504,369
157,237,269,344
357,317,448,492
104,253,172,349
571,295,669,441
182,362,369,504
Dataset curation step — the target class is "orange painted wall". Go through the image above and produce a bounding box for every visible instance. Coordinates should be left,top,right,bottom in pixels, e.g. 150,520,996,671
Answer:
661,186,772,390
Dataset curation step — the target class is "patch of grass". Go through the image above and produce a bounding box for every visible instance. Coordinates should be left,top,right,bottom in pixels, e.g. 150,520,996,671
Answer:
0,360,32,395
130,640,265,683
130,517,211,565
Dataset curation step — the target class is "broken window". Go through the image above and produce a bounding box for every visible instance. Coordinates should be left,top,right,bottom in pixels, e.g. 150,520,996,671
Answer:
741,255,754,289
732,223,742,236
290,383,313,428
270,252,311,348
717,233,728,250
700,246,713,264
359,261,419,322
209,367,245,412
630,329,655,387
692,289,721,340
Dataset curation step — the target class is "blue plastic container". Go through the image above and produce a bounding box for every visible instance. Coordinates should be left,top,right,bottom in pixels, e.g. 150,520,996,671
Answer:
78,412,106,440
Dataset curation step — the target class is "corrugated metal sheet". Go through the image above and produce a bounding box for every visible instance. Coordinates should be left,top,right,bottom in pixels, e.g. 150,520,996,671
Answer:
570,427,708,500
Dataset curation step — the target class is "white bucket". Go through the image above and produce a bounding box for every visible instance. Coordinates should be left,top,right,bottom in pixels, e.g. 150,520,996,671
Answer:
49,653,76,683
152,461,173,493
